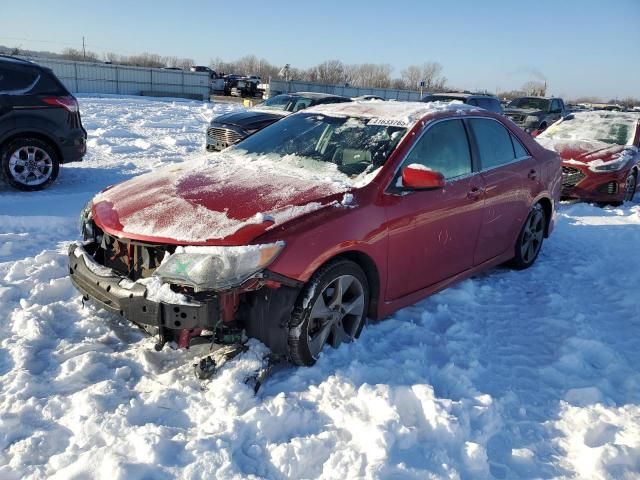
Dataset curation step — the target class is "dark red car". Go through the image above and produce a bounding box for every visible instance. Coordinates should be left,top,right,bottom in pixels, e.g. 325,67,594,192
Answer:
69,101,561,366
536,111,640,203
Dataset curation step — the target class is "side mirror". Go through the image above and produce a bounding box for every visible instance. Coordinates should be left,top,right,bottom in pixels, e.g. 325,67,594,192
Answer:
401,164,445,190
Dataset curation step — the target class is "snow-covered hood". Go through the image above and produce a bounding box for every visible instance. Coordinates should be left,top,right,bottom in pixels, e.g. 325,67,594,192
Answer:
91,153,356,245
536,137,628,164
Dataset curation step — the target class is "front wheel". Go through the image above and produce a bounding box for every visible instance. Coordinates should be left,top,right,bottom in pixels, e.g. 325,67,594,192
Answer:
624,170,637,202
1,138,60,191
288,260,369,366
510,203,546,270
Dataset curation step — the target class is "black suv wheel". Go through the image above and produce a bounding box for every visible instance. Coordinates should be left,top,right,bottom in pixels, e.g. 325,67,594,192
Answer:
1,137,60,191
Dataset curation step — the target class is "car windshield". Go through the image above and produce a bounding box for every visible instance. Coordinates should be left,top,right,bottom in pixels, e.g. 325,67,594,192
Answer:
232,113,407,177
508,98,550,111
424,95,466,103
257,95,315,113
539,113,638,145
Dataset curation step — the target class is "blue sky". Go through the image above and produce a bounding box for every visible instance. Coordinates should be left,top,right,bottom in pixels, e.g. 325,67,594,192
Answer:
3,0,639,99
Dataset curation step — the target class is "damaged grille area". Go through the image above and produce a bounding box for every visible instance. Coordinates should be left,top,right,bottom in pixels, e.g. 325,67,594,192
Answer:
562,166,586,187
93,226,172,280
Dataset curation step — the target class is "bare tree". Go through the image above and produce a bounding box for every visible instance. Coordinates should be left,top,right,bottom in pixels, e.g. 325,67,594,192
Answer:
61,47,99,62
521,81,547,96
400,62,447,91
312,60,346,85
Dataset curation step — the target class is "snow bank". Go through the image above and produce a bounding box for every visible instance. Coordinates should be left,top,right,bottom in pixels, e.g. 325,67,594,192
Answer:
1,96,639,479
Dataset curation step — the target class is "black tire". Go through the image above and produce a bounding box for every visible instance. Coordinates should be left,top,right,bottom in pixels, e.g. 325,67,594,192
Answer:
1,137,60,191
509,203,547,270
624,170,637,202
288,259,369,366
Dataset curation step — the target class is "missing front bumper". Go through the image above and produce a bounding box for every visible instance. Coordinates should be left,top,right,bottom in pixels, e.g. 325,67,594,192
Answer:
68,243,218,331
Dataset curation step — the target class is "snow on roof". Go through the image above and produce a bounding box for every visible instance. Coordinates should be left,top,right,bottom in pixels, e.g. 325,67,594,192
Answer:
305,100,480,128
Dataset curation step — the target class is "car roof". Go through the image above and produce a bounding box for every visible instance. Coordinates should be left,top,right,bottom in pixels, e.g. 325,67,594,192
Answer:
286,91,349,99
0,55,39,67
304,100,482,128
428,92,497,99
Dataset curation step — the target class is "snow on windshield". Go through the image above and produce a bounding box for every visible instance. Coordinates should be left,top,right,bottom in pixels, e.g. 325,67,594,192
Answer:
538,112,639,147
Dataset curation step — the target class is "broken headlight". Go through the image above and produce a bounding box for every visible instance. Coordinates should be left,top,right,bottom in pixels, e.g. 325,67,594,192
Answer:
154,242,284,292
588,155,628,172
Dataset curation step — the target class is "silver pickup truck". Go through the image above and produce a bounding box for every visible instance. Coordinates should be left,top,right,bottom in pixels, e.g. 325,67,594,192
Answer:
504,96,565,134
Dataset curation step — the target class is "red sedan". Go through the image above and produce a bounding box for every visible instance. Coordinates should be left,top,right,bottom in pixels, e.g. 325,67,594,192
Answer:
70,101,561,366
536,111,640,203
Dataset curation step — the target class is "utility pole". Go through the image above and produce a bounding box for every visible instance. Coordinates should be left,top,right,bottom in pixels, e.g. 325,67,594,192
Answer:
82,36,86,61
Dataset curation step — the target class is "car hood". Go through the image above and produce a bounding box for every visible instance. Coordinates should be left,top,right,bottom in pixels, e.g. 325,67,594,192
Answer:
536,137,627,164
504,107,544,116
210,109,288,131
92,154,352,245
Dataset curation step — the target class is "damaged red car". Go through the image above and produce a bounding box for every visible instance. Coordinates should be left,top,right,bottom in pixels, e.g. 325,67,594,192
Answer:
69,101,560,367
536,111,640,203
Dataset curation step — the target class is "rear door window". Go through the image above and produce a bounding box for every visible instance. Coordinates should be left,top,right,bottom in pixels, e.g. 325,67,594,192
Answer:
0,66,40,94
401,119,473,180
469,118,517,169
511,135,529,158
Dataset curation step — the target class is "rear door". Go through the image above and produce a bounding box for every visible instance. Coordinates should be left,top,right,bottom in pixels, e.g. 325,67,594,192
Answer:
0,63,20,131
467,118,538,265
385,118,486,300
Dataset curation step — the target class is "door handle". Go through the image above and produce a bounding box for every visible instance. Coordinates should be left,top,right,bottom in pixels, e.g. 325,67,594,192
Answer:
467,187,484,200
528,169,537,180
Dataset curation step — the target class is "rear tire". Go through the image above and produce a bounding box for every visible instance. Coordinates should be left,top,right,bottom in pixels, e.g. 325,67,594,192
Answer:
1,137,59,191
288,259,369,366
509,203,546,270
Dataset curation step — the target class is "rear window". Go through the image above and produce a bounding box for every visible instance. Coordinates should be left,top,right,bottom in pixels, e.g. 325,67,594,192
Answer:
31,70,67,95
469,118,517,169
477,97,503,113
0,65,40,94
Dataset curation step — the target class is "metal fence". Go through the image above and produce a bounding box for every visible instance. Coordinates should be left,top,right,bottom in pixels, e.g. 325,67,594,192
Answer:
18,56,211,100
268,79,424,101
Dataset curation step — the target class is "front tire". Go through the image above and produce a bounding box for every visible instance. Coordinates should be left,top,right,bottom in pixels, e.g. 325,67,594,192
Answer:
1,137,60,191
624,170,637,202
288,260,369,366
510,203,546,270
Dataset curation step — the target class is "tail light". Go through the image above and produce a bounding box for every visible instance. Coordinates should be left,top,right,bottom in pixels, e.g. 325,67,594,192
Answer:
41,95,79,113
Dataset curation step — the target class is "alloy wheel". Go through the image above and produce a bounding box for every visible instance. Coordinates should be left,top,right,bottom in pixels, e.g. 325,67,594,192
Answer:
520,209,544,263
8,146,54,186
306,274,366,358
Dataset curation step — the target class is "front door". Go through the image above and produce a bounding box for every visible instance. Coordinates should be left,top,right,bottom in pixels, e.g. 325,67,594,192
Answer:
385,119,485,300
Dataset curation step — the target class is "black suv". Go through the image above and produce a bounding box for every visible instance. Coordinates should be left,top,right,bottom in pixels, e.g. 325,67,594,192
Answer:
206,92,352,151
0,56,86,190
422,92,503,114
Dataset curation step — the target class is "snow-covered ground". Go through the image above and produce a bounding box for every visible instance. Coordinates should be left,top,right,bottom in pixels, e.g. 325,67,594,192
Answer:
1,96,639,479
